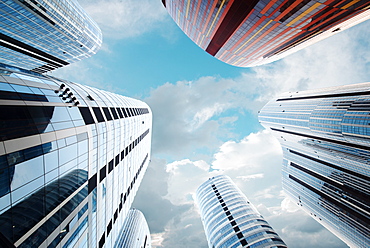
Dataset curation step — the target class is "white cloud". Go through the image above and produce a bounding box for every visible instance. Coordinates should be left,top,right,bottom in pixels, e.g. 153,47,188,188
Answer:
78,0,168,39
237,173,264,181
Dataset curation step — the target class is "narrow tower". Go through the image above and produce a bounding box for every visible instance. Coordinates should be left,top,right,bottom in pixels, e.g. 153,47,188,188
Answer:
195,175,287,248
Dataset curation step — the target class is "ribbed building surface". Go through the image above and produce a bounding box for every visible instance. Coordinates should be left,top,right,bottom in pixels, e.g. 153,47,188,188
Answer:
163,0,370,67
195,175,287,248
0,0,102,73
259,83,370,247
0,63,152,248
114,209,151,248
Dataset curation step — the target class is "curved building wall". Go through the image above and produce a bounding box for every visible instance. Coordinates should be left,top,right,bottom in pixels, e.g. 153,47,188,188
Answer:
258,82,370,247
0,0,102,73
195,175,287,248
114,209,151,248
0,63,152,248
163,0,370,67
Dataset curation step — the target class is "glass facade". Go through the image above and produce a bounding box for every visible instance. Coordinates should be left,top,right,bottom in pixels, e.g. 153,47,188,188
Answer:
114,209,151,248
0,64,152,247
0,0,102,73
258,82,370,248
195,175,287,248
163,0,370,67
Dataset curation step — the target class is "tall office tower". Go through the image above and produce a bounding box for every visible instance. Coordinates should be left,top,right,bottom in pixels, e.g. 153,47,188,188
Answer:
258,83,370,247
0,0,102,73
114,209,151,248
0,63,152,248
162,0,370,67
195,175,287,248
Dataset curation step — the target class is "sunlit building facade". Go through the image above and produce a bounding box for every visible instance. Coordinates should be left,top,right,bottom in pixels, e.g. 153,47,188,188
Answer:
114,209,151,248
195,175,287,248
163,0,370,67
0,64,152,247
0,0,102,73
259,83,370,247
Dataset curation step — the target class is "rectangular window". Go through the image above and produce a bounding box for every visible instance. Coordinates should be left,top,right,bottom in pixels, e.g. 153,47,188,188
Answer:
108,160,114,173
100,166,106,182
79,107,95,125
88,174,97,194
121,108,128,118
92,107,105,122
110,108,119,119
102,108,112,121
116,108,123,118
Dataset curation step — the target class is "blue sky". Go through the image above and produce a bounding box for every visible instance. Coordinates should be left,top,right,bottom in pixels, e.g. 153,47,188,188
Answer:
53,0,370,247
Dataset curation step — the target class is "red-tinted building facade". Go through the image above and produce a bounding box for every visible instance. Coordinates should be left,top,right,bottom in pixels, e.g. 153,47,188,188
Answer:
163,0,370,67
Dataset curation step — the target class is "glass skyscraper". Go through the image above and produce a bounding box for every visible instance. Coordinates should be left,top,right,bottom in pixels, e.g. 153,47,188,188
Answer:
258,83,370,247
162,0,370,67
0,0,102,73
114,209,151,248
195,175,287,248
0,63,152,248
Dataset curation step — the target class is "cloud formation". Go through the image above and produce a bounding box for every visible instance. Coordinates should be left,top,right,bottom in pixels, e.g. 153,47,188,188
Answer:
78,0,168,39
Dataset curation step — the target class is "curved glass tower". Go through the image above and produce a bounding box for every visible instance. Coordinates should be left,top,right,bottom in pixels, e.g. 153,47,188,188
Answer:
259,83,370,247
0,64,152,248
0,0,102,73
195,175,287,248
162,0,370,67
114,209,151,248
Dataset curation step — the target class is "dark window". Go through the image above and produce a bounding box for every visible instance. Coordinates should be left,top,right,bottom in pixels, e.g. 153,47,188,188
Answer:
92,107,105,122
107,220,112,235
88,174,97,194
102,108,112,121
231,221,236,226
114,210,118,223
225,211,231,216
115,155,119,166
110,108,119,119
121,150,125,160
126,108,132,117
233,227,240,232
223,207,228,211
221,203,226,207
237,232,243,239
121,108,128,117
116,108,123,118
108,160,114,173
100,166,106,182
99,234,105,248
79,107,95,125
228,216,233,221
119,202,122,211
240,239,248,246
125,147,129,156
123,193,127,203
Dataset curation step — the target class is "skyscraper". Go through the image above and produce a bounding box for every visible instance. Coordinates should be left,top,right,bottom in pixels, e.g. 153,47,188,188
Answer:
195,175,287,248
162,0,370,67
114,209,151,248
0,63,152,248
0,0,102,73
258,83,370,247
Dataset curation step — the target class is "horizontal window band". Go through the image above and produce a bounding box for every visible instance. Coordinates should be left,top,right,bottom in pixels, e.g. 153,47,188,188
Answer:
288,149,370,183
0,33,68,67
288,174,370,227
289,161,370,211
271,127,370,153
277,90,370,102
